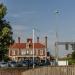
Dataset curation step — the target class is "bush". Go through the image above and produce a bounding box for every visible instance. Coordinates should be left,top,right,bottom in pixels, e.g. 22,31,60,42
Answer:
68,59,75,65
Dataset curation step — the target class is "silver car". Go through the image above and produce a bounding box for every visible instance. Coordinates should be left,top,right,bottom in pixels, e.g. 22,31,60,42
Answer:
0,61,8,68
8,61,17,67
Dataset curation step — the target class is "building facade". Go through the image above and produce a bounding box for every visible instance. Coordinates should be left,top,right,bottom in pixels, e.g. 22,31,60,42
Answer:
9,37,49,61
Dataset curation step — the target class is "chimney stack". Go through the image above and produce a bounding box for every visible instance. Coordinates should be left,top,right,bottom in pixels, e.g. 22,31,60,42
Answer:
37,37,39,43
45,36,47,49
18,37,20,43
27,38,32,43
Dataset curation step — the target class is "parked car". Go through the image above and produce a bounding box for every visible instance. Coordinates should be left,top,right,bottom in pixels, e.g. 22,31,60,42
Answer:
39,60,51,66
28,60,40,67
0,61,8,68
8,61,17,67
17,60,28,67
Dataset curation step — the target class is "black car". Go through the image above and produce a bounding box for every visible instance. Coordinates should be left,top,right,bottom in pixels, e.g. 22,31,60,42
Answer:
17,60,28,67
28,60,40,67
39,60,51,66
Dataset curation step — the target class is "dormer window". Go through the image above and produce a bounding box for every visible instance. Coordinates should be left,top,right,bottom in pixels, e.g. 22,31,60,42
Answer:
29,44,32,48
26,43,32,49
26,43,29,49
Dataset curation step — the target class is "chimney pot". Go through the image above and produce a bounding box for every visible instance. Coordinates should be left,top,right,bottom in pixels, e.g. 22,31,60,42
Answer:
45,36,47,48
18,37,20,43
27,38,32,43
37,37,39,43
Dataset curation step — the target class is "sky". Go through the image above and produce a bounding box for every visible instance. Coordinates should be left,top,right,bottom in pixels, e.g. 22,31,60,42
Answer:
0,0,75,57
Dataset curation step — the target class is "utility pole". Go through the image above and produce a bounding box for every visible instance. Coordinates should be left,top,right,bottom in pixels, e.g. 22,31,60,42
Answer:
55,32,59,65
33,29,35,68
54,10,60,65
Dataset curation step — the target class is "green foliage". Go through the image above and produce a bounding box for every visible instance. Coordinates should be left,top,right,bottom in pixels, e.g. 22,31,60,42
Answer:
68,59,75,65
71,51,75,59
67,51,75,65
66,50,75,65
0,3,14,61
0,3,7,19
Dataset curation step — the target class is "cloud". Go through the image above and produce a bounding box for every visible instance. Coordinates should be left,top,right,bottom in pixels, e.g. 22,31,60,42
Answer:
8,11,36,18
11,14,20,18
12,24,32,43
12,24,28,31
12,24,31,38
12,25,28,41
0,0,3,3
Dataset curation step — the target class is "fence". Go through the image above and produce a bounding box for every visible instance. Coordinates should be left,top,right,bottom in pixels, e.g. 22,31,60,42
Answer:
22,65,75,75
0,66,75,75
0,67,26,75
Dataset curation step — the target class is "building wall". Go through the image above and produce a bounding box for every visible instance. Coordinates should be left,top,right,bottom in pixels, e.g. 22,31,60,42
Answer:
9,48,46,61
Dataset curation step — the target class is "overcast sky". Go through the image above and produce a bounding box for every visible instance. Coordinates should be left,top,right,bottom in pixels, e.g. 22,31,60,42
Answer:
0,0,75,57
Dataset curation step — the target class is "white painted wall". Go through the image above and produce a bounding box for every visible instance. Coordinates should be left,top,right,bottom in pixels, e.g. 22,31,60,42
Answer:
58,60,68,66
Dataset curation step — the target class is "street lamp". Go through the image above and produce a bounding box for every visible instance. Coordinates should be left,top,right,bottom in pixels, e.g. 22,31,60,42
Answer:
32,27,40,68
32,28,35,68
54,10,60,65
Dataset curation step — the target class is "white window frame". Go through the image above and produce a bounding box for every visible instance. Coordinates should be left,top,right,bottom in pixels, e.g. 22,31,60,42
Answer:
40,50,43,55
12,50,15,55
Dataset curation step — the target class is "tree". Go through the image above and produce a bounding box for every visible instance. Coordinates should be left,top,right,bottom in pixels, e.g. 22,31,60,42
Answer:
71,51,75,59
0,3,14,61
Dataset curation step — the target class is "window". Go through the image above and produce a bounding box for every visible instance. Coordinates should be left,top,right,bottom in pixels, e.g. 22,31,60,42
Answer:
30,50,33,55
36,49,38,55
40,50,43,55
21,50,26,55
12,50,15,55
26,43,29,49
26,50,29,55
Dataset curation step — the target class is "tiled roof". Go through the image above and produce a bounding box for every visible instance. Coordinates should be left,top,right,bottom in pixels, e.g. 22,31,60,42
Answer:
9,43,45,49
9,43,26,49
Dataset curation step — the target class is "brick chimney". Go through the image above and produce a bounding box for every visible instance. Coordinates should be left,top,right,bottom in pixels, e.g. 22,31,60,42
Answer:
18,37,20,43
27,38,32,43
37,37,39,43
45,36,47,49
44,36,48,61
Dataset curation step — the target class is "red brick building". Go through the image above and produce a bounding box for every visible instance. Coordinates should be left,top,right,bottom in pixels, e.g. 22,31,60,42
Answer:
9,37,49,61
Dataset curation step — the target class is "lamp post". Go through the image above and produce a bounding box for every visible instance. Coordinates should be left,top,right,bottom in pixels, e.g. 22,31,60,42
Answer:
33,28,35,68
54,10,60,65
